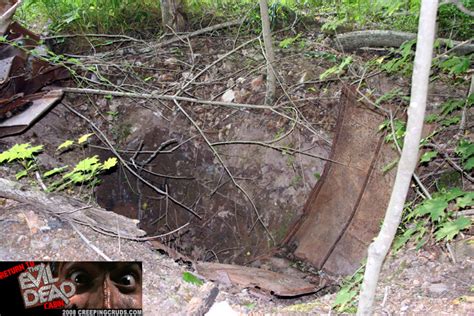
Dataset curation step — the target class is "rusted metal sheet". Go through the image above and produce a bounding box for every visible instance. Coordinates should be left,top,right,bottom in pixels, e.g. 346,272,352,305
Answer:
285,87,397,276
0,90,63,136
0,2,68,137
196,262,318,297
0,1,22,34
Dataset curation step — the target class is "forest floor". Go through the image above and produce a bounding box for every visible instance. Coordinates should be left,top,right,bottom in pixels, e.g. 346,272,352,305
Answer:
1,28,473,314
1,197,472,315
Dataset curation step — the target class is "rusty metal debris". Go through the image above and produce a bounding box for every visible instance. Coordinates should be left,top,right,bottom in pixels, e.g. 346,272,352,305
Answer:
0,0,68,137
284,87,398,276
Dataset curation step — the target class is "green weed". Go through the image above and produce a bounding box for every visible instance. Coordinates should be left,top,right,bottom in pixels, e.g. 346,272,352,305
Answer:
0,134,118,192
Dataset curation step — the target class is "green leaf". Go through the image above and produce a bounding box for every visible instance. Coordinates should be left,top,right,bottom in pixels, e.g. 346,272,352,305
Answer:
333,287,357,312
456,139,474,159
102,157,118,170
420,151,438,163
435,217,472,241
440,99,464,116
57,140,74,151
43,166,68,178
441,116,460,127
72,156,100,172
439,56,470,75
320,56,353,80
182,272,203,286
415,198,448,222
0,143,43,163
440,187,465,202
77,133,95,144
425,113,438,123
382,158,399,173
464,157,474,171
375,88,403,105
457,192,474,208
393,227,416,252
279,34,301,49
15,170,28,180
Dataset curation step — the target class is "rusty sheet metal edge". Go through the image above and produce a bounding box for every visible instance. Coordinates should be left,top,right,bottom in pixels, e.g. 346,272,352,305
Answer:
0,90,63,137
283,86,397,276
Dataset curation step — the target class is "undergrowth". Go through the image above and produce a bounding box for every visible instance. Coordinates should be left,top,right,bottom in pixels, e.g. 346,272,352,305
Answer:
15,0,473,40
0,133,117,193
332,40,473,313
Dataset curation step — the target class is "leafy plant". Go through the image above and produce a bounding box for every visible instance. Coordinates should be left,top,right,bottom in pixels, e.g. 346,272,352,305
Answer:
379,118,406,149
375,88,409,106
394,188,473,251
0,143,43,179
48,155,117,192
381,39,416,75
279,33,301,49
456,139,474,171
437,56,471,76
182,272,204,286
332,265,365,313
320,56,353,80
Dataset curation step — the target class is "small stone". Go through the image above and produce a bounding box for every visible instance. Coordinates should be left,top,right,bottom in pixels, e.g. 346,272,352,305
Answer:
413,279,420,286
206,301,239,316
428,283,448,295
221,90,235,102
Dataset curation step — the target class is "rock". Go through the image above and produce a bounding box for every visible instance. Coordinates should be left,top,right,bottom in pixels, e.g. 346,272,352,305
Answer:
206,301,239,316
186,283,219,316
221,90,235,102
428,283,448,295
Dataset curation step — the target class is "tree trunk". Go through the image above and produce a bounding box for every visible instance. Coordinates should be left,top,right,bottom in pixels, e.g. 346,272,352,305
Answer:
259,0,276,106
160,0,186,32
356,1,439,315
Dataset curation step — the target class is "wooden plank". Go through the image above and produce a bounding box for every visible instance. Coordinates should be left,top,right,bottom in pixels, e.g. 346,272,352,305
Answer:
196,262,318,297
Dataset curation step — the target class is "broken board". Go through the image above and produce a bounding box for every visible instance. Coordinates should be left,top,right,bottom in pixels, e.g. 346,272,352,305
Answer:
285,87,397,276
195,262,317,297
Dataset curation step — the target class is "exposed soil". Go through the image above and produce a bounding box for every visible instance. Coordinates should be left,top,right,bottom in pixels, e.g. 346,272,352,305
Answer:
0,29,473,314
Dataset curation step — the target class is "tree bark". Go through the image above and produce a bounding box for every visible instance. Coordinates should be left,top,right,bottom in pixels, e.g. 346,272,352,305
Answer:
334,30,474,55
356,1,439,315
259,0,276,106
160,0,186,32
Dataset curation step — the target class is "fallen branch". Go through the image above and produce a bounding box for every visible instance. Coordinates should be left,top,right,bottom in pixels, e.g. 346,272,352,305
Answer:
335,30,474,55
63,103,201,220
56,87,331,143
53,87,272,110
99,19,244,57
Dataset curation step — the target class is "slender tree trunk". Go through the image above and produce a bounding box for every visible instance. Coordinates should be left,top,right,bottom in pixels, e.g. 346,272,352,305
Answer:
356,1,439,315
160,0,186,32
259,0,276,106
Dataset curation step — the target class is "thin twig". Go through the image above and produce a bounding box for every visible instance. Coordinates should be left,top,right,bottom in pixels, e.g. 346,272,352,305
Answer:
69,221,112,261
62,103,201,219
171,99,275,242
53,87,272,110
210,140,343,165
389,110,433,199
178,36,259,93
428,142,474,183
